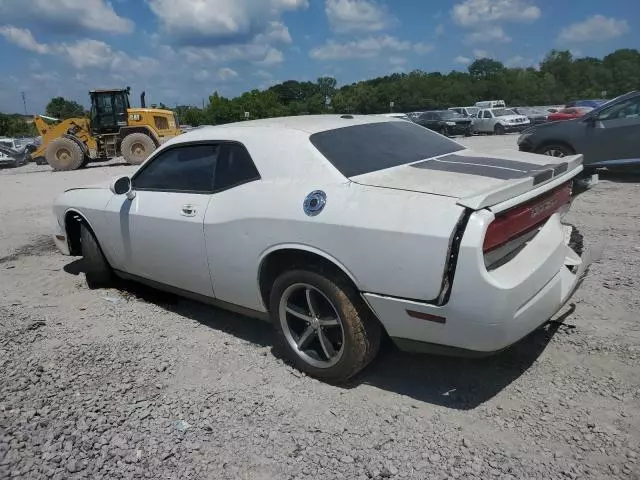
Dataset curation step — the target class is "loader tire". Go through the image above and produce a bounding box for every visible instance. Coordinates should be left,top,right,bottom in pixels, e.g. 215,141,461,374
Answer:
121,133,155,165
45,137,85,171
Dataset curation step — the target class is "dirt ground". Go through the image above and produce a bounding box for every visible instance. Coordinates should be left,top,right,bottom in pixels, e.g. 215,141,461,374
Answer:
1,134,639,480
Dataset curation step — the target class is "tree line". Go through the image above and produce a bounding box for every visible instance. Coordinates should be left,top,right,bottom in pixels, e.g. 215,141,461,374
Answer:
2,48,638,138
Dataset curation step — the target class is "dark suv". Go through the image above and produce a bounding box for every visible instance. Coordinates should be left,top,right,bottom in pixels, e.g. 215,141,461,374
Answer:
414,110,472,137
518,91,640,172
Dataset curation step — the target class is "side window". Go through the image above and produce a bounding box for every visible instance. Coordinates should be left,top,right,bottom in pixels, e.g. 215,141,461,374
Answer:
598,97,640,120
133,144,218,193
213,143,261,191
483,110,491,119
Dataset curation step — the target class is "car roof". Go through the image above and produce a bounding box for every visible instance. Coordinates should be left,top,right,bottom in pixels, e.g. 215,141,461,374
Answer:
180,115,394,138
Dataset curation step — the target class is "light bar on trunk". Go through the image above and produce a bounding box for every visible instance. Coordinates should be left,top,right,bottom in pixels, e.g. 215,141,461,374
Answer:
483,181,572,254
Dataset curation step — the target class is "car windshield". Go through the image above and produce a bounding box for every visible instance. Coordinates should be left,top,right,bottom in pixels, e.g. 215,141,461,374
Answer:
309,121,464,178
492,109,516,117
438,111,463,119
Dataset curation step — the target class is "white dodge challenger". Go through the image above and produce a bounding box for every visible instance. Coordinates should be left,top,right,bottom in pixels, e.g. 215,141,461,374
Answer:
53,115,590,381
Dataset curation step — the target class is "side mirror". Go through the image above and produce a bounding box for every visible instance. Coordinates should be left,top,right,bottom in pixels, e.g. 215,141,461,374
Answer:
110,176,135,199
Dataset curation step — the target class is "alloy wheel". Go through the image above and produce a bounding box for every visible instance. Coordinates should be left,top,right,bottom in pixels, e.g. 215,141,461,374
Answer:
278,283,345,368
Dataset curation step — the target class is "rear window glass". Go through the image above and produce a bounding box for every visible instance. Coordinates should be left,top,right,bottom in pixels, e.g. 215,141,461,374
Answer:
309,121,464,178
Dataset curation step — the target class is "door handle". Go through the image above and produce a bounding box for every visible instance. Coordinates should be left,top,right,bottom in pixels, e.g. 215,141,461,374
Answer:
181,205,196,217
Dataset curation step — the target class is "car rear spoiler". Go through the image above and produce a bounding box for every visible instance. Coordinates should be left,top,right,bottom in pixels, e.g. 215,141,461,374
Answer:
456,154,583,211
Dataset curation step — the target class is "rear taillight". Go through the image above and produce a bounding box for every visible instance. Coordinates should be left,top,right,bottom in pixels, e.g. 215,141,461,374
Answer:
483,182,572,254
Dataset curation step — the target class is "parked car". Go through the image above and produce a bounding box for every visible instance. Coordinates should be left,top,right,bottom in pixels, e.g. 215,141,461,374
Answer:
53,115,590,381
413,110,472,136
0,145,29,168
565,99,608,109
475,100,506,109
512,107,549,125
547,107,593,122
518,90,640,172
473,108,530,134
377,113,411,121
448,106,480,118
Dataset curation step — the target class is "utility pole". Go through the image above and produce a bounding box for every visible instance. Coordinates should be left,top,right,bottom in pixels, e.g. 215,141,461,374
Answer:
21,92,27,115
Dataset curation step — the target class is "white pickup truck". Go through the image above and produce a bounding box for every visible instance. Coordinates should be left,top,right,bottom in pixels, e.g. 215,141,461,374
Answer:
473,108,530,135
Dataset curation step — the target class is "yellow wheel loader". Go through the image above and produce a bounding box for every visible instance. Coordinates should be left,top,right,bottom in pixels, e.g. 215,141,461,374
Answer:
30,88,182,171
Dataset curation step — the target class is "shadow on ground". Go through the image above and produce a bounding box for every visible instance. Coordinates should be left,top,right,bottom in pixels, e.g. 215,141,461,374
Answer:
597,171,640,183
64,258,572,409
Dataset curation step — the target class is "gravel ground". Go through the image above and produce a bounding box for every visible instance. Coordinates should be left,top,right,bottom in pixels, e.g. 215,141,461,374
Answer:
1,135,639,480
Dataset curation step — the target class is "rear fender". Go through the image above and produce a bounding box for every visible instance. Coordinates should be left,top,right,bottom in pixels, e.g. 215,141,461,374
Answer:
118,126,160,147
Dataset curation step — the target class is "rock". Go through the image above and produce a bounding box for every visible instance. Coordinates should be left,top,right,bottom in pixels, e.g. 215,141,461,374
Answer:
174,420,191,433
65,460,81,473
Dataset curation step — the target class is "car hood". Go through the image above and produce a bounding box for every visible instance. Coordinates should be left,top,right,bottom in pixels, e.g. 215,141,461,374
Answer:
350,148,583,210
64,179,113,192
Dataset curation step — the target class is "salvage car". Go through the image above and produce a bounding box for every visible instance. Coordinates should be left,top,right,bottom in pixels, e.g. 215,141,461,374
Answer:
413,110,472,136
448,106,480,118
547,107,593,122
53,115,590,381
518,90,640,171
512,107,548,125
474,108,530,134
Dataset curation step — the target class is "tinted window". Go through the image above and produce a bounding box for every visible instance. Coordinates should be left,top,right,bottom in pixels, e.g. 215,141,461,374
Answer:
133,144,217,192
214,143,261,191
483,111,492,118
597,96,640,120
439,111,462,119
309,121,464,178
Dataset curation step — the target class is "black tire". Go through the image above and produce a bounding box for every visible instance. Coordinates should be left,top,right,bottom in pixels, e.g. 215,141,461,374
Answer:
270,267,381,383
45,137,85,171
536,144,575,158
33,156,47,166
494,123,505,135
439,125,450,137
121,133,156,165
80,224,112,289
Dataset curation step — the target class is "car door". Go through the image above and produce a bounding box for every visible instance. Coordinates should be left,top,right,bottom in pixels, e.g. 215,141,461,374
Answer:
583,95,640,164
202,142,262,309
103,143,218,297
478,110,490,132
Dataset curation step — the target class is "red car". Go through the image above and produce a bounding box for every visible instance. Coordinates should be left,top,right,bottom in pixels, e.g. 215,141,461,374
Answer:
547,107,593,122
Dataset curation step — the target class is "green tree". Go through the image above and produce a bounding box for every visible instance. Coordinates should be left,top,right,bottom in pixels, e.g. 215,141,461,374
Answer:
45,97,85,119
0,114,36,137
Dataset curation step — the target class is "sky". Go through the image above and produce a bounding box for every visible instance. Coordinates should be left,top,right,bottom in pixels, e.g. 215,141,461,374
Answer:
0,0,637,114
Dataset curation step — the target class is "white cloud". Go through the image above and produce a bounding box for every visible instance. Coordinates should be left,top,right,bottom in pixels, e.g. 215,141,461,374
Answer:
558,15,629,43
310,35,431,60
254,70,274,79
435,24,445,36
147,0,307,45
217,67,239,81
466,26,511,43
452,0,541,27
0,27,158,75
0,0,133,34
324,0,395,34
505,55,535,67
473,49,491,58
454,55,471,65
389,56,406,65
0,26,50,54
181,43,284,67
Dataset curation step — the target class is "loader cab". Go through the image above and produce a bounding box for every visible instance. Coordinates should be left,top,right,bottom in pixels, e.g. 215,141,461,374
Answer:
89,89,131,135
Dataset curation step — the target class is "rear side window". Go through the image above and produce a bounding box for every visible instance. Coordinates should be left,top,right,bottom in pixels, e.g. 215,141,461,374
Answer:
133,144,217,193
309,121,464,178
214,143,261,191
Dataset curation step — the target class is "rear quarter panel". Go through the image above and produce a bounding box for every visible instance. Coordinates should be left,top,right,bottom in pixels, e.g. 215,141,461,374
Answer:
203,179,464,312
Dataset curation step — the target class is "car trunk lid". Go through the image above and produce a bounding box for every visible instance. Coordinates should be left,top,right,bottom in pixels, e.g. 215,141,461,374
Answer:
350,148,583,210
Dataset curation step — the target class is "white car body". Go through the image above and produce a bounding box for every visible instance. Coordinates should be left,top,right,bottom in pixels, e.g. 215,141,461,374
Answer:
376,113,411,121
474,108,531,134
52,115,589,368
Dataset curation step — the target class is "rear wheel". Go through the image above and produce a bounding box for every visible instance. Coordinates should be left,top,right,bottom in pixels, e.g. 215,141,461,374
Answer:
80,224,112,289
45,138,84,171
494,123,505,135
537,144,575,158
121,133,156,165
270,267,381,383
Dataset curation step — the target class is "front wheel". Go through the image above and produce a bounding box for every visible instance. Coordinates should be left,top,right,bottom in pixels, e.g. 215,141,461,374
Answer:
439,125,450,137
270,268,381,383
494,123,505,135
536,144,575,158
80,224,112,289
